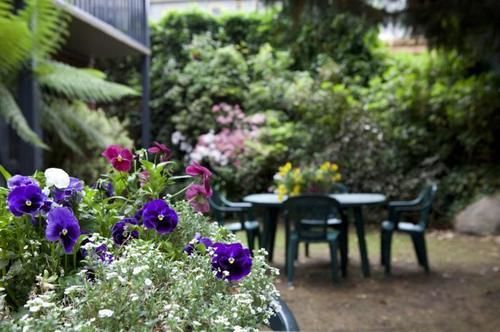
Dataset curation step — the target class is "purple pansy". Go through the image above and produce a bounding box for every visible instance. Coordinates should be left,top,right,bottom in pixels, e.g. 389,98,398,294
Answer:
111,217,139,245
183,232,213,255
7,184,46,216
80,240,113,264
185,184,211,213
52,177,84,205
45,207,81,254
94,244,113,264
142,199,178,234
7,175,38,190
210,242,252,282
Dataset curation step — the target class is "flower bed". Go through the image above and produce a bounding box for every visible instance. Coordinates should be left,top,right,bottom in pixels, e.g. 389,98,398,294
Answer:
0,144,278,330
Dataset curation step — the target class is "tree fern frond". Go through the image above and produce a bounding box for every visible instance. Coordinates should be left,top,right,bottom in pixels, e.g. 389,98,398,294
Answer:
37,61,139,103
0,0,14,17
42,101,84,155
0,83,48,149
18,0,69,59
43,99,120,155
0,17,32,74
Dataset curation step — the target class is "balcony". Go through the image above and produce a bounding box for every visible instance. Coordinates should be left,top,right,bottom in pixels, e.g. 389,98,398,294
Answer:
56,0,150,58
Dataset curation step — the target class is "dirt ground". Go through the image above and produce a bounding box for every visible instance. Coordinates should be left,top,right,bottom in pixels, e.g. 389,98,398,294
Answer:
268,226,500,331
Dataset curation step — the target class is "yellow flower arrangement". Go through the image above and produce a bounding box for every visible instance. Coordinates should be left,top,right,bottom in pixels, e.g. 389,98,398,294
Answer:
274,161,342,200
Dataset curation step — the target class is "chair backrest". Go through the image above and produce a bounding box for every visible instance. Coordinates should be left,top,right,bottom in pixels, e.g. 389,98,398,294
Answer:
268,298,300,331
283,195,343,240
417,183,438,229
208,190,226,226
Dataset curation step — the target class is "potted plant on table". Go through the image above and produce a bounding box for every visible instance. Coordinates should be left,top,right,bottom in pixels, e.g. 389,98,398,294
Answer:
0,143,279,331
273,161,342,201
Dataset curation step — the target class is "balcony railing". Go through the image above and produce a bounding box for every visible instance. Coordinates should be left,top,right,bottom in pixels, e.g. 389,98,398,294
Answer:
67,0,148,46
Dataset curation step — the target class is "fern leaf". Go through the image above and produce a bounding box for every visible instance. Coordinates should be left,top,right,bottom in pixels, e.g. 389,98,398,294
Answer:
0,83,48,149
0,0,13,17
18,0,68,59
0,17,32,74
42,101,84,155
42,99,122,155
37,61,139,103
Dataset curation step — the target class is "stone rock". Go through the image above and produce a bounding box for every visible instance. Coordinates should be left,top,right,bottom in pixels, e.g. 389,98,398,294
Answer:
454,196,500,235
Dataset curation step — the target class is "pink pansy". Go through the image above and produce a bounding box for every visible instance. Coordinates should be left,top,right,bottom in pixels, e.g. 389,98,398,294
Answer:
186,184,211,213
185,163,212,182
138,170,150,187
147,141,172,161
101,145,133,172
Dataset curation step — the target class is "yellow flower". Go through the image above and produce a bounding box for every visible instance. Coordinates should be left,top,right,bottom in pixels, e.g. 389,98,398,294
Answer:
277,184,287,201
315,169,324,181
330,163,339,172
333,173,342,182
278,162,292,176
291,184,301,196
319,162,331,172
292,168,302,182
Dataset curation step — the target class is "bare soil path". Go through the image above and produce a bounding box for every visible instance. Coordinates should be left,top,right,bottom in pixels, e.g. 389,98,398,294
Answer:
269,227,500,331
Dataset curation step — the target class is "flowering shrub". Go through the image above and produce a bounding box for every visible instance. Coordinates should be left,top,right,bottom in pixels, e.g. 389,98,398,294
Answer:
0,143,278,330
188,103,265,167
274,161,342,200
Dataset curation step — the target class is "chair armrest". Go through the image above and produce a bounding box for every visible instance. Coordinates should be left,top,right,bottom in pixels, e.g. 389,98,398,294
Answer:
212,206,245,213
224,201,252,209
388,198,423,211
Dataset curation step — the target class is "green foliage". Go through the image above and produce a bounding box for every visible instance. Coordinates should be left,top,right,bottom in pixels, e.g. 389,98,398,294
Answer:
0,83,48,149
364,51,500,166
38,61,138,103
43,100,133,182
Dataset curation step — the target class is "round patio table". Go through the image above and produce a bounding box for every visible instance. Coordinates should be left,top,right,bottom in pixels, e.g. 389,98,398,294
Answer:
243,193,386,277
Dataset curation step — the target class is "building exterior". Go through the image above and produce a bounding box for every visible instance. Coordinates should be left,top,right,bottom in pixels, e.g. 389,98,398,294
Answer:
150,0,263,21
1,0,151,174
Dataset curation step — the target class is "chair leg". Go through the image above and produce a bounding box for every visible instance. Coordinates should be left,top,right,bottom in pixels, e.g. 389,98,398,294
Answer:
382,230,393,275
410,233,423,266
305,243,310,257
246,230,255,252
412,233,430,273
287,237,298,286
380,228,385,266
329,241,340,284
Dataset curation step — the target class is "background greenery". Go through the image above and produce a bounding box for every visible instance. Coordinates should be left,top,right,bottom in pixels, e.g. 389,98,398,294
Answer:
103,9,499,226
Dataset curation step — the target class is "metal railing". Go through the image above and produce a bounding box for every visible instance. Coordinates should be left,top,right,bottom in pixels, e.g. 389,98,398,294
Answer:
68,0,148,45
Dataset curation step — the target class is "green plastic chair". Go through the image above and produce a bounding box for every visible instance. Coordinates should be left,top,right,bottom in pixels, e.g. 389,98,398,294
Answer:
303,183,348,264
380,183,438,275
284,195,345,285
209,191,261,251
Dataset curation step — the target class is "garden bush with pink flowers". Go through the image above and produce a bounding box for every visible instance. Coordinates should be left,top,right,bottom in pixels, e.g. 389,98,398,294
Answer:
0,144,278,330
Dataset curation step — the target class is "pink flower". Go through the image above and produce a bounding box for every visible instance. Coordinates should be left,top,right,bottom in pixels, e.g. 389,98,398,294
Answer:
101,145,133,172
147,141,172,161
185,163,212,182
186,184,211,213
138,171,150,186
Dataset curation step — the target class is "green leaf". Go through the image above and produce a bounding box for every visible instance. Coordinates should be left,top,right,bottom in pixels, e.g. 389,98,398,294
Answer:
0,164,12,181
0,83,48,149
37,61,139,103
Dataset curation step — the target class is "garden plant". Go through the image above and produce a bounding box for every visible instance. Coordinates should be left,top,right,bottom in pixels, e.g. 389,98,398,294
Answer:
0,144,278,330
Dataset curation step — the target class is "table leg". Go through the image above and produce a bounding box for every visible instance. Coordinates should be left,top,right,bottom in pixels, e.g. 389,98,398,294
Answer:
353,206,370,277
267,207,279,262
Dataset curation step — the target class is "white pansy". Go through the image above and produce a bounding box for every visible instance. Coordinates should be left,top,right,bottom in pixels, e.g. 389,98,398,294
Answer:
98,309,114,318
44,168,70,189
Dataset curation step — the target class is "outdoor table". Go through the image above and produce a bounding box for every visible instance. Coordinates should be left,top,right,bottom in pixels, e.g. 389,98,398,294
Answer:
243,193,386,277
